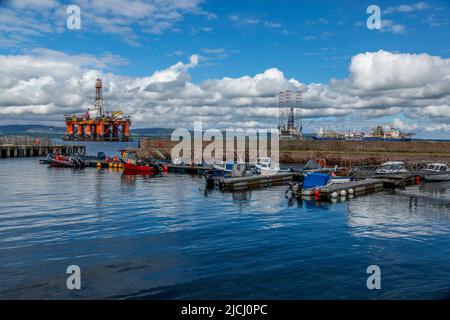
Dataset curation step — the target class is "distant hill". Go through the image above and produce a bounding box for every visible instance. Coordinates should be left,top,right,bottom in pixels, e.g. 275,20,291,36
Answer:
0,125,176,138
132,128,176,137
0,125,65,136
0,125,322,140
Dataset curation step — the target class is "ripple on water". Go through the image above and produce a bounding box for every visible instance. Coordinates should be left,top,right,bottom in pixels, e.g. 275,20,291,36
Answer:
1,157,450,299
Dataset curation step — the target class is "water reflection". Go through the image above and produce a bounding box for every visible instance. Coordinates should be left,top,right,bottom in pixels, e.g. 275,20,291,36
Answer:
2,158,450,299
347,184,450,239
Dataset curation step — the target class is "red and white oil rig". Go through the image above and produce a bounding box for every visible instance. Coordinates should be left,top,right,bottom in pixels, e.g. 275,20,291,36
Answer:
64,78,132,141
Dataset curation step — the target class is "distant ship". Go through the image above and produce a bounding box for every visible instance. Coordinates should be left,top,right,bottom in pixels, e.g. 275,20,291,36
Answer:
364,125,414,141
313,124,414,141
313,128,364,141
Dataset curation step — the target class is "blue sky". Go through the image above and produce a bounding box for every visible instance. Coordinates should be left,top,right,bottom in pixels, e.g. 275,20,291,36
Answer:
0,0,450,137
6,0,446,82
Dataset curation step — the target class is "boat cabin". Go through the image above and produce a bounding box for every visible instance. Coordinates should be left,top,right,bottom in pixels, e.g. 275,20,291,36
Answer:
424,163,448,172
376,161,408,174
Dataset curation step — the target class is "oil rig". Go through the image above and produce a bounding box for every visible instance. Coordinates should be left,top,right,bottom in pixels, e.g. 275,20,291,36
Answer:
64,78,131,141
277,90,302,140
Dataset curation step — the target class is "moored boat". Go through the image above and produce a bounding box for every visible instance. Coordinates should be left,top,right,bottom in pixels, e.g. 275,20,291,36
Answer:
375,161,408,175
49,155,86,168
423,163,450,181
122,161,160,175
213,160,247,177
254,157,280,176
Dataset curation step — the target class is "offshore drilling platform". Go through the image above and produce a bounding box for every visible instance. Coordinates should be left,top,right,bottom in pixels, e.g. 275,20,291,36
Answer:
64,78,131,141
277,90,303,140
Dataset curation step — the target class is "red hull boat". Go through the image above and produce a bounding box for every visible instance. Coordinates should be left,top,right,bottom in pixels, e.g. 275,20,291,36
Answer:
122,162,160,175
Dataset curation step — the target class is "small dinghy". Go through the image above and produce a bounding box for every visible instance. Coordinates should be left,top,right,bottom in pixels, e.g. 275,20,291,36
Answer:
49,155,86,168
299,173,353,196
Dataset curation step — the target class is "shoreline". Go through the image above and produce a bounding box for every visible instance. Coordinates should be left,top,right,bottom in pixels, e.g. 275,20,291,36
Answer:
131,138,450,166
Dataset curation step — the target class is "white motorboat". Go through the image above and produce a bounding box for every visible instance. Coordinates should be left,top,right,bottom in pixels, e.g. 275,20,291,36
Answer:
423,163,450,181
375,161,408,174
213,160,246,177
254,157,280,176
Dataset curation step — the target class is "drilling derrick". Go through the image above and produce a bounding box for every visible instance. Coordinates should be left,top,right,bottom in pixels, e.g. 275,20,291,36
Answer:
94,78,104,117
295,90,303,139
64,78,132,142
277,89,301,140
278,91,286,132
286,90,294,130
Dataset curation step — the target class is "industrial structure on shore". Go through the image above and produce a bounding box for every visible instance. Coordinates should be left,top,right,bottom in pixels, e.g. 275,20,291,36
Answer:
314,124,415,141
278,90,303,140
64,78,132,141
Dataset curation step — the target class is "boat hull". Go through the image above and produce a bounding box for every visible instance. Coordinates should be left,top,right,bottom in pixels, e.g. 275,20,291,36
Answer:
49,159,85,168
424,173,450,182
123,162,159,175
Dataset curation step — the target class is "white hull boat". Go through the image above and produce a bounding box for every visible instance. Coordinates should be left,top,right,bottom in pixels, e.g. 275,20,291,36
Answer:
423,163,450,181
254,157,280,176
375,161,408,175
213,161,246,177
424,173,450,181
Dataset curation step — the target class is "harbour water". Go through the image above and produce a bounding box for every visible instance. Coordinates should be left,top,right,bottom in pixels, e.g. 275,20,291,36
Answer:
1,154,450,299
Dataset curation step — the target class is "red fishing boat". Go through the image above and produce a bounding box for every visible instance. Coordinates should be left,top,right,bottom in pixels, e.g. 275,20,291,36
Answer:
122,161,160,175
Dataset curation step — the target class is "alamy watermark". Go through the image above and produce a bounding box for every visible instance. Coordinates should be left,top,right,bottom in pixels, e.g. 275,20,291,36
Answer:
66,5,81,30
171,121,279,165
366,265,381,290
66,265,81,290
366,5,382,30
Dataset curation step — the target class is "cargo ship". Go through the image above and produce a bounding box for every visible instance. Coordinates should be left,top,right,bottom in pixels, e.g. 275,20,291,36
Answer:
314,124,414,141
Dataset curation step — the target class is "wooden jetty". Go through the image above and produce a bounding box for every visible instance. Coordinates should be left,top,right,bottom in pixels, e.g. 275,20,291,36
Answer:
302,173,425,200
317,179,384,199
374,173,423,188
0,136,85,158
214,173,296,191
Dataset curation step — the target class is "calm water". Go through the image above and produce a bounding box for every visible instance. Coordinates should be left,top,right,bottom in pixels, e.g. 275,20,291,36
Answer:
1,155,450,299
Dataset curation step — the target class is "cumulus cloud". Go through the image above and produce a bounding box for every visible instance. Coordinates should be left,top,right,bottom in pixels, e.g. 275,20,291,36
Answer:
0,49,450,134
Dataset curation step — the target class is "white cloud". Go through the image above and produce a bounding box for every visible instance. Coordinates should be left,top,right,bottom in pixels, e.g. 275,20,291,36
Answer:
381,19,406,34
385,2,430,14
0,49,450,133
424,123,450,132
227,14,282,30
0,0,214,47
392,118,418,131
